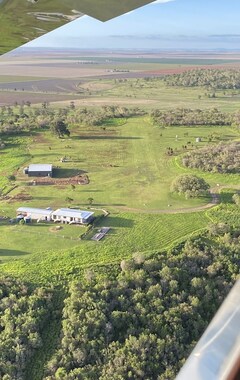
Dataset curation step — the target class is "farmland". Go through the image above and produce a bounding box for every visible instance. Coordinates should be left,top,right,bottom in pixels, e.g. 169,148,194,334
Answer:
0,51,239,276
0,52,239,380
2,50,240,110
0,108,239,271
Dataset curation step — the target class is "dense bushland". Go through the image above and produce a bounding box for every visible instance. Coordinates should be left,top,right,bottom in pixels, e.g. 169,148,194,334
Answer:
182,142,240,173
164,69,240,89
0,277,54,380
43,236,239,380
151,108,231,127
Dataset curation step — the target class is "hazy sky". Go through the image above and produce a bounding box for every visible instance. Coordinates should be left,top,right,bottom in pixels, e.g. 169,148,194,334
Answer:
28,0,240,50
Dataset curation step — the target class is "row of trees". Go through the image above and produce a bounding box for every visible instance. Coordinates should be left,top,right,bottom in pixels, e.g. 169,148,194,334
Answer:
43,235,239,380
0,104,145,136
164,68,240,90
182,142,240,173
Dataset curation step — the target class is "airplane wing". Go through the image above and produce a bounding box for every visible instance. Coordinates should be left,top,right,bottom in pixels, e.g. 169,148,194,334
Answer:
0,0,155,55
176,281,240,380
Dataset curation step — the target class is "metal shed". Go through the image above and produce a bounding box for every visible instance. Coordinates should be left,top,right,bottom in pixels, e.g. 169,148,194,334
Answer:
16,207,53,221
27,164,53,177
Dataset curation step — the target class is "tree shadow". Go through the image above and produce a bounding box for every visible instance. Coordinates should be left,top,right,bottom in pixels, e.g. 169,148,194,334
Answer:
0,249,29,257
54,168,87,178
220,191,235,204
72,135,142,140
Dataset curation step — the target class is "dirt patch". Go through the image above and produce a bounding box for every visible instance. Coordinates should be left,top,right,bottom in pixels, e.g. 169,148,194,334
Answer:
80,82,114,91
32,134,49,144
8,192,32,202
49,226,63,232
29,173,89,186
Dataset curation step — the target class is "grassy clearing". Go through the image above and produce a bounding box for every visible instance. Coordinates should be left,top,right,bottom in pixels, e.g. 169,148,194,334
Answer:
102,79,240,112
49,77,240,112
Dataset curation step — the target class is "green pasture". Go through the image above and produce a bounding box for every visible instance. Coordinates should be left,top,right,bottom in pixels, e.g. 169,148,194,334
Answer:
0,115,239,275
1,211,209,283
2,117,238,213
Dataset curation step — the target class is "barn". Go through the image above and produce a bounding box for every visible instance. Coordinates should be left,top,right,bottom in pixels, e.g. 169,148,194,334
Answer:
16,207,53,221
51,208,94,224
24,164,53,177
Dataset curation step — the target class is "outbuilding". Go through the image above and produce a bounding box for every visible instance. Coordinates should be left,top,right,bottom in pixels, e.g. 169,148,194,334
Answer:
16,207,53,221
24,164,53,177
51,208,94,224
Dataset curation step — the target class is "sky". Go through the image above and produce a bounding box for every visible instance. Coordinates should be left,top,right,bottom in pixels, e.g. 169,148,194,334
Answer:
27,0,240,50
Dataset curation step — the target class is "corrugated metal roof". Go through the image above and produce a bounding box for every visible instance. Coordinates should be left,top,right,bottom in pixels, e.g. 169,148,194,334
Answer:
176,281,240,380
28,164,52,172
17,207,53,215
52,208,94,219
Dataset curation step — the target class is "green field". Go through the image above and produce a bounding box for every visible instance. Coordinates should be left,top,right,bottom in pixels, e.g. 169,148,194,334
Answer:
0,113,239,278
2,117,239,214
1,211,209,283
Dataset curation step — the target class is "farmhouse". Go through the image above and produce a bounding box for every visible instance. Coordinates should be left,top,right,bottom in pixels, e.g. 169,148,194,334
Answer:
16,207,94,225
17,207,53,221
51,208,94,225
24,164,53,177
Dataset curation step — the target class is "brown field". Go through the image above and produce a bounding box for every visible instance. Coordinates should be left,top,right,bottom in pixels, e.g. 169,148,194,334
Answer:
0,91,85,106
0,78,82,93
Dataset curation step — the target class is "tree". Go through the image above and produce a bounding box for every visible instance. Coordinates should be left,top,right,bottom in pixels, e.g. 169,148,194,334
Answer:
51,119,70,138
65,197,73,204
171,174,210,198
87,197,94,205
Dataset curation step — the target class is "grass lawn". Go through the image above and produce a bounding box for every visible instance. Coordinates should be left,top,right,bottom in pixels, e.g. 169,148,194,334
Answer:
0,220,87,262
1,210,209,283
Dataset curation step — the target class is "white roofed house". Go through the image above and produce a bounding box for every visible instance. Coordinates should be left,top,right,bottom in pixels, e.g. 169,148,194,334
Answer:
16,207,53,221
51,208,94,225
